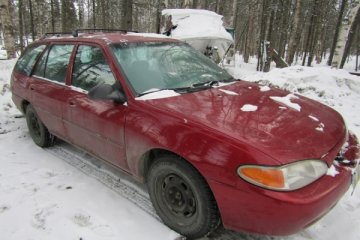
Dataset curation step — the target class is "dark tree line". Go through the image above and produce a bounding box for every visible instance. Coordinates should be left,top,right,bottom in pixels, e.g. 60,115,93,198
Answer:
0,0,359,71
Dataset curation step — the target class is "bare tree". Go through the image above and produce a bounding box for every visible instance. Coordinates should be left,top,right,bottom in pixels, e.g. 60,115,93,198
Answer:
286,0,303,65
61,0,77,32
18,0,24,52
28,0,35,40
0,0,16,58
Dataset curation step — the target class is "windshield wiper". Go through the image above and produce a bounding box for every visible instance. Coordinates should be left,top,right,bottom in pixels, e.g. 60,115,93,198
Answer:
137,88,167,97
192,77,238,88
138,85,212,97
192,80,219,88
138,77,240,97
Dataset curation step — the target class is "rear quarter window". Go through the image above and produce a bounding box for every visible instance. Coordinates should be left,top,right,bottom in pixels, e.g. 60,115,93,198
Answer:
14,44,47,76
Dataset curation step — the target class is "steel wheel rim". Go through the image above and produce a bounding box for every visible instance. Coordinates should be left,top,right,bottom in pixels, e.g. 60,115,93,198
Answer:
161,174,196,218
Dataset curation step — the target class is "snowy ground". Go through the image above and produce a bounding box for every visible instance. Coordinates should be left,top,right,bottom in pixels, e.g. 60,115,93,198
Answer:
1,58,360,240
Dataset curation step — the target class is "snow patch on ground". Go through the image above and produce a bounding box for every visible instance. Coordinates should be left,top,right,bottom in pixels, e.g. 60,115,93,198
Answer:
270,93,301,111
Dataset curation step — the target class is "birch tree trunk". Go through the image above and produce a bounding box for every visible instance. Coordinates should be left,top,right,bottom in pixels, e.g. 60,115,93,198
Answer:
340,5,360,68
0,0,16,58
332,0,360,68
327,0,347,66
183,0,192,8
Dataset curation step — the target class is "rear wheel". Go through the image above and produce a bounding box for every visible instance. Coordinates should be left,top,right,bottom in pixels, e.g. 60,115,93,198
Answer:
25,104,54,147
147,155,220,239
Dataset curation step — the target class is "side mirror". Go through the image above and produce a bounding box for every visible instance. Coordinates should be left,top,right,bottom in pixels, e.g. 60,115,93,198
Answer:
88,84,126,104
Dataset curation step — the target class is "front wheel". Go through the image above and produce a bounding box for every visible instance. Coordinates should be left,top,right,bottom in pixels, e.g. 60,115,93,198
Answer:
147,155,220,239
25,104,54,148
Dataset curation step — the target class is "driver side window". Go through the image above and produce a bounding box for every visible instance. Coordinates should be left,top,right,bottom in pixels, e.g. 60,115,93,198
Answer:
72,45,116,91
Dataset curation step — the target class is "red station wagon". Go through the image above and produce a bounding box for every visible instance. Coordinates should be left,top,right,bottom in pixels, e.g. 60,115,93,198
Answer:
10,30,360,239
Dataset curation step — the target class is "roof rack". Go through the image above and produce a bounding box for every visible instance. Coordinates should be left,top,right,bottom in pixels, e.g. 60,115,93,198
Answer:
41,29,139,39
72,29,138,37
41,32,73,39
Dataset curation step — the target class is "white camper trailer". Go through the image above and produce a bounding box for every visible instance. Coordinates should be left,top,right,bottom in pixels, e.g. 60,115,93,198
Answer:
161,9,234,64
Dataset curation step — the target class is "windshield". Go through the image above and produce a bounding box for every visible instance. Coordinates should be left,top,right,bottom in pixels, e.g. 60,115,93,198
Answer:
111,42,233,95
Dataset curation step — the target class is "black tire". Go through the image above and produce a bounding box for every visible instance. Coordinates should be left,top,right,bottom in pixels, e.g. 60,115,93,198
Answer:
25,104,54,148
147,155,220,239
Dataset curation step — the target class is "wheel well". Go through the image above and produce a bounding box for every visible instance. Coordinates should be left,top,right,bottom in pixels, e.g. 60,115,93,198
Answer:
21,100,30,114
140,148,178,182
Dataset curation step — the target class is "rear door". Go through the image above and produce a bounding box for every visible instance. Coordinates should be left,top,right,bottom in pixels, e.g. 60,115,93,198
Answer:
29,44,75,139
63,44,129,170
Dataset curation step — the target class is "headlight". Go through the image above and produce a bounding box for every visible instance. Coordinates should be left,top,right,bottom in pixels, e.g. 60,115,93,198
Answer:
237,160,328,191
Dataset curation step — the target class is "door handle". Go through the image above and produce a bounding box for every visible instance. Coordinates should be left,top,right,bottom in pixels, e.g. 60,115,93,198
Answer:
30,86,35,91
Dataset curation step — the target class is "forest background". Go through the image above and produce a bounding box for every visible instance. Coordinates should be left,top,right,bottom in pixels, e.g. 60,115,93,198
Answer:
0,0,359,72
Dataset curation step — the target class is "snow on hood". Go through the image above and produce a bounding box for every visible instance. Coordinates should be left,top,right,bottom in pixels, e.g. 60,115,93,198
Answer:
143,81,346,164
240,104,258,112
270,93,301,111
135,90,180,100
239,66,360,139
218,89,238,95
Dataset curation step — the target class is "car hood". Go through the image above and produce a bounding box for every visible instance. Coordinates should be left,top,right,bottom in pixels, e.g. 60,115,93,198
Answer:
142,81,346,165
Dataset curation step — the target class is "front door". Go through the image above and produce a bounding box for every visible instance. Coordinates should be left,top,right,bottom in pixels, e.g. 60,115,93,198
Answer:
63,44,128,170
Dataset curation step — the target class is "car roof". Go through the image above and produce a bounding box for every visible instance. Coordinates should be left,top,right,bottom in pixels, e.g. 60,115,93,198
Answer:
38,32,179,45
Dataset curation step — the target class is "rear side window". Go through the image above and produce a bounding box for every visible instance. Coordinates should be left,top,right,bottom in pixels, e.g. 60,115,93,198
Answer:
14,45,46,76
72,45,116,91
34,44,74,83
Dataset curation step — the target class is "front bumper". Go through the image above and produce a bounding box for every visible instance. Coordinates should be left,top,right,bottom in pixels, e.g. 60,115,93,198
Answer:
209,164,352,236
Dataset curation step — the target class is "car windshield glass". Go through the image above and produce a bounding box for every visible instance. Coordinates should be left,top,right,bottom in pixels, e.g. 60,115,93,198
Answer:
111,42,233,95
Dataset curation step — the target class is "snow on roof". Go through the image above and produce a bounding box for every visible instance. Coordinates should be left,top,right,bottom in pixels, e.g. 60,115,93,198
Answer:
126,32,170,39
161,8,233,42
